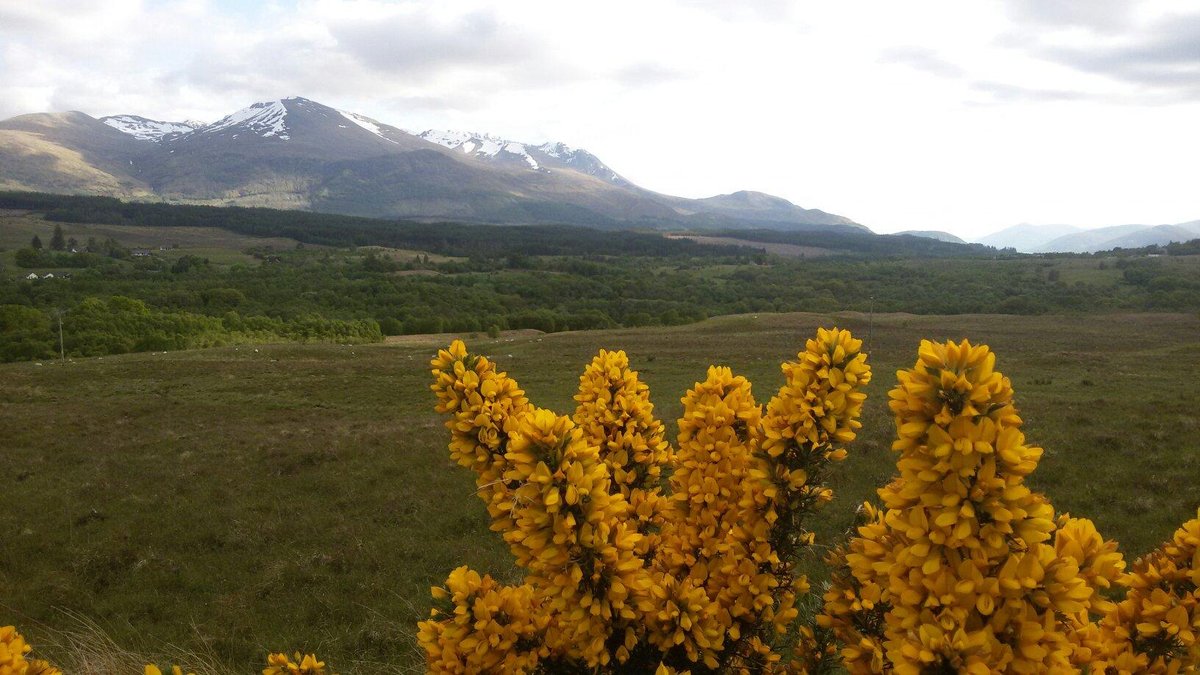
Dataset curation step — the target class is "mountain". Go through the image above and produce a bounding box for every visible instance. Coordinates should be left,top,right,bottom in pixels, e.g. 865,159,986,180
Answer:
0,96,858,232
100,115,202,142
668,190,863,230
977,221,1200,253
894,230,966,244
1101,224,1200,249
417,130,632,187
1037,224,1150,253
1040,222,1200,253
0,111,152,196
976,223,1084,252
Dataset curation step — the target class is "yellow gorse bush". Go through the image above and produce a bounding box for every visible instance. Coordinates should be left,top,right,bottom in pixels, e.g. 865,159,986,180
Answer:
818,338,1199,674
1094,508,1200,672
422,327,872,672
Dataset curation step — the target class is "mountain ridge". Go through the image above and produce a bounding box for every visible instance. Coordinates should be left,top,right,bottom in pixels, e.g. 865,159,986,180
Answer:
0,96,860,232
978,221,1200,253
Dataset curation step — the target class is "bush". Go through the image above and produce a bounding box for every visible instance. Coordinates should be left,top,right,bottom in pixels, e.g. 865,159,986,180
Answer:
421,329,871,672
418,332,1200,673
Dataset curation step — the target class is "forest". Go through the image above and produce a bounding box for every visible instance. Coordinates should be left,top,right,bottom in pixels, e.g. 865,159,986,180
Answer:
2,191,1198,362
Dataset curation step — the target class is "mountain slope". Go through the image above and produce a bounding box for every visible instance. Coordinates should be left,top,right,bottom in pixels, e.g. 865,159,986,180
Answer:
976,223,1084,252
100,115,201,142
0,97,859,231
0,112,153,196
894,230,966,244
1097,224,1197,250
657,190,864,231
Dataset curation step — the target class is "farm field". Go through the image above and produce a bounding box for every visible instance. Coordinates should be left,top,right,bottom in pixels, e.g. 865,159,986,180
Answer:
1,311,1198,673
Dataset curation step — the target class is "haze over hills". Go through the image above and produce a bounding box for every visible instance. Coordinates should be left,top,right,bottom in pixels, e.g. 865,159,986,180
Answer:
978,221,1200,253
0,96,862,232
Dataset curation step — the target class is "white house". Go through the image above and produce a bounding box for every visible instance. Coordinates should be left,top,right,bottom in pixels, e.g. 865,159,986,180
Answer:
25,273,38,280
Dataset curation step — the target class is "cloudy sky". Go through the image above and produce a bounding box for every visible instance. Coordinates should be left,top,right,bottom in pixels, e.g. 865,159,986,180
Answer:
2,0,1198,239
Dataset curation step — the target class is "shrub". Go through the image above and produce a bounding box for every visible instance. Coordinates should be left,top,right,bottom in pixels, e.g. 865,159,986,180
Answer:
420,328,871,672
420,332,1200,674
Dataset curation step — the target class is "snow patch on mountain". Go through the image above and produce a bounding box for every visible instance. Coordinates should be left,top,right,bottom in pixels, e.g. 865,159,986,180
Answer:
538,142,623,182
101,115,199,142
420,130,541,169
504,143,539,169
538,141,572,159
337,110,401,144
203,100,290,140
420,129,491,151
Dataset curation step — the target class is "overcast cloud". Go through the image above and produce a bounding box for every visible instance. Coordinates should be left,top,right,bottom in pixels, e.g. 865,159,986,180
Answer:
1,0,1198,239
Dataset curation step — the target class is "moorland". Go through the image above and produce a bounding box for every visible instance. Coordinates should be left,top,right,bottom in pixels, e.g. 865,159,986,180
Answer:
2,310,1198,672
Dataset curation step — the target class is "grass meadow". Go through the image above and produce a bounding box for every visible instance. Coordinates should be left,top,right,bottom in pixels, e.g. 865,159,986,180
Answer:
2,311,1198,673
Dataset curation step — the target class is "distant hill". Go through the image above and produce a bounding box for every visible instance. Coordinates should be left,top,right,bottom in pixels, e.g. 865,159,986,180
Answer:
0,96,860,232
976,224,1084,252
977,221,1200,253
1039,221,1200,253
894,230,966,244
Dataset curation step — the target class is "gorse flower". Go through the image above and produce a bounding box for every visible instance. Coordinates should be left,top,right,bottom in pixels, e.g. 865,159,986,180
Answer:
0,626,60,675
820,339,1133,673
1092,508,1200,672
417,567,547,674
574,349,673,549
262,651,326,675
1,625,32,675
422,329,872,673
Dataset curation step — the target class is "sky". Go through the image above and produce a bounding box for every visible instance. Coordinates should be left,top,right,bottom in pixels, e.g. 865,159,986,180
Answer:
2,0,1198,240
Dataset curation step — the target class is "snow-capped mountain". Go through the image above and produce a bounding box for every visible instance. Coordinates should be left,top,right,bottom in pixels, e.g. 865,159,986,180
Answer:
0,96,859,231
100,115,202,142
420,130,547,171
417,129,630,186
200,99,290,139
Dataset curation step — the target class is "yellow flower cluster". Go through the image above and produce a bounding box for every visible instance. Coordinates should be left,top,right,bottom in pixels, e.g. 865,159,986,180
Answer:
262,652,326,675
653,366,763,668
0,626,60,675
821,339,1123,673
573,349,672,536
417,566,548,674
501,408,651,666
427,342,658,670
753,329,871,648
1093,508,1200,672
1,626,32,675
424,331,871,673
429,340,531,522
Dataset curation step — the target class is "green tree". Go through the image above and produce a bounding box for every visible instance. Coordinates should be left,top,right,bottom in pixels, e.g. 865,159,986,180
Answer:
50,225,66,251
30,235,42,250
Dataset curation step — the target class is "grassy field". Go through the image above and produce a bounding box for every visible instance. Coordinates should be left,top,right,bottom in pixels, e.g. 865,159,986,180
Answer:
0,209,306,271
1,311,1198,673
